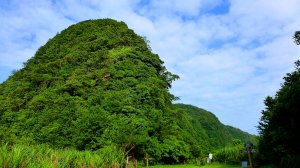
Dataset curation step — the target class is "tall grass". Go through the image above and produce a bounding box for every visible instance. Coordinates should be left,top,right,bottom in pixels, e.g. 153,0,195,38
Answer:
0,143,125,168
142,162,241,168
214,146,245,164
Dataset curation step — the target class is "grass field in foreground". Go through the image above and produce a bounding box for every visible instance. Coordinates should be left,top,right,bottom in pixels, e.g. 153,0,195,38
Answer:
145,163,241,168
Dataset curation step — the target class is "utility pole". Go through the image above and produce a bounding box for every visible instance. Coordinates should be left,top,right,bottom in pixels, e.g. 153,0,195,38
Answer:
245,143,254,168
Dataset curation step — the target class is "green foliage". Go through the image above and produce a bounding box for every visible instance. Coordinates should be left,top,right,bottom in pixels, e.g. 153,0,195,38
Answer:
172,104,256,165
0,18,256,164
174,104,257,150
143,163,241,168
0,143,126,168
294,31,300,45
0,19,190,163
200,163,241,168
258,31,300,167
96,144,126,168
213,139,246,164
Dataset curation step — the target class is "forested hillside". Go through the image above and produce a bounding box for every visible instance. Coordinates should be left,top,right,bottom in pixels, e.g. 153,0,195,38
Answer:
0,19,255,164
174,104,256,149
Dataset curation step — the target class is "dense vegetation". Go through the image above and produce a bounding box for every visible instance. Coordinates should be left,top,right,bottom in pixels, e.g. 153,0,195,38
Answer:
0,141,240,168
145,163,241,168
257,31,300,167
0,19,255,166
0,143,124,167
175,104,256,149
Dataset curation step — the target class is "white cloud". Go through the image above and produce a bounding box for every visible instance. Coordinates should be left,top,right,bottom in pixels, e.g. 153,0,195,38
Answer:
1,0,300,134
231,0,300,21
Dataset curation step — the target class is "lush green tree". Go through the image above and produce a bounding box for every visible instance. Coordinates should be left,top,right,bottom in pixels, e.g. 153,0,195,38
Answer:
257,32,300,167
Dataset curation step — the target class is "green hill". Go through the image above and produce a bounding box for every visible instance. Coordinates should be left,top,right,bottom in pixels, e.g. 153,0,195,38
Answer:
0,19,255,163
174,104,256,149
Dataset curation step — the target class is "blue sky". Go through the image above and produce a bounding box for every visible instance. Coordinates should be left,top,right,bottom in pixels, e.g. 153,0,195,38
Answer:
1,0,300,134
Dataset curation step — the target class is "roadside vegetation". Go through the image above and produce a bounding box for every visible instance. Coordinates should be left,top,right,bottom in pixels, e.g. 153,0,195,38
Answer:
0,143,124,168
145,163,241,168
0,139,252,168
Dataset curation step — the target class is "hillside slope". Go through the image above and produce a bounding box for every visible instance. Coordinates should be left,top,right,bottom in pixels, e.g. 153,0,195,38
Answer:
0,18,181,158
0,19,255,163
174,104,257,148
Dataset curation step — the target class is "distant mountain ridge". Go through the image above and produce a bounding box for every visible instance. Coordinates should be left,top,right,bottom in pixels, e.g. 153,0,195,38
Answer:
0,18,256,163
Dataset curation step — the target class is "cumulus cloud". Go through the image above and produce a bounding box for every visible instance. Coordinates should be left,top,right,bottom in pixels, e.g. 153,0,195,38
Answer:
1,0,300,134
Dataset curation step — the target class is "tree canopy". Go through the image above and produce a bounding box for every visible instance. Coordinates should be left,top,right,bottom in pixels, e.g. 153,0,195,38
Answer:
258,31,300,167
